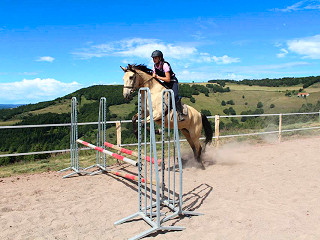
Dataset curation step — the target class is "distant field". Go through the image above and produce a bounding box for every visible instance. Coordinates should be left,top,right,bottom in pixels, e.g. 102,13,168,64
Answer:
109,96,137,119
183,82,320,116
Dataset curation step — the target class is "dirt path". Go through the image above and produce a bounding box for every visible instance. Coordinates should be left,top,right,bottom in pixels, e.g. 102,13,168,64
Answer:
1,136,320,240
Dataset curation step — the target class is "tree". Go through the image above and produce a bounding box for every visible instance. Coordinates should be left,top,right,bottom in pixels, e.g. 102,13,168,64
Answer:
227,100,235,105
200,109,212,116
221,100,226,106
190,96,195,103
257,102,263,108
270,104,275,108
223,107,236,115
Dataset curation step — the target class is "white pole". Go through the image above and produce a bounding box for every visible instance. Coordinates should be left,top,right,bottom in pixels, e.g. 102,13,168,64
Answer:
278,114,282,143
215,115,220,147
116,121,121,146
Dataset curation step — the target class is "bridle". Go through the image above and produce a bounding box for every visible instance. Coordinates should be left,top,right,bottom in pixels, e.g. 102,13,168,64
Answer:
123,69,154,93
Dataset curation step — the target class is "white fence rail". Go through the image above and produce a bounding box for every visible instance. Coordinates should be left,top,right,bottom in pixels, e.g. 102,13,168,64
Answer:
0,111,320,158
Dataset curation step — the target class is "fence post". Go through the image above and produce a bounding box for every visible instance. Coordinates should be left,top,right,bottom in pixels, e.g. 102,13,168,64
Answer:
278,114,282,143
319,111,320,122
215,115,220,147
116,121,121,146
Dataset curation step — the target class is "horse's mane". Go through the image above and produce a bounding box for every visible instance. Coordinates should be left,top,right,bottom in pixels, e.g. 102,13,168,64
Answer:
127,64,153,75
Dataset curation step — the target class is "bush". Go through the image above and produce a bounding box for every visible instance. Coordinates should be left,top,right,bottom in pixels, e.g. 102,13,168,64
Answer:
221,100,226,106
270,104,275,108
257,102,263,108
223,107,236,115
227,100,235,105
200,109,212,116
190,96,196,103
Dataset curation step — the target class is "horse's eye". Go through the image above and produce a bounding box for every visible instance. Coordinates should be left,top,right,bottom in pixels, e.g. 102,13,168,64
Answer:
129,76,134,80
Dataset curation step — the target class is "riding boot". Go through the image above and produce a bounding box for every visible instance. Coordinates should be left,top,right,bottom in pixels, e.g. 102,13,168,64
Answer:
176,99,185,121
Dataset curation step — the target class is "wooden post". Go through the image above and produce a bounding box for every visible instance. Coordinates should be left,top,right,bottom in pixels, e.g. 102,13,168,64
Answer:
215,115,220,147
116,121,121,146
278,114,282,143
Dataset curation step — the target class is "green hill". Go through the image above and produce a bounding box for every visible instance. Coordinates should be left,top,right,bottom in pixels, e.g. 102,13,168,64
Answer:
1,76,320,166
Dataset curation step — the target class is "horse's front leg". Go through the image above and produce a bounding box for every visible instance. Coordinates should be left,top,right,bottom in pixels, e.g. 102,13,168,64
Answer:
132,114,138,138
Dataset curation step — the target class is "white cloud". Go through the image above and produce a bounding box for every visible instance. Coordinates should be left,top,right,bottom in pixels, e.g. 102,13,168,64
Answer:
287,35,320,59
36,56,55,62
212,55,240,64
73,38,197,60
177,61,313,81
0,78,82,104
178,69,248,81
273,0,320,12
19,72,39,76
72,38,240,65
277,48,289,58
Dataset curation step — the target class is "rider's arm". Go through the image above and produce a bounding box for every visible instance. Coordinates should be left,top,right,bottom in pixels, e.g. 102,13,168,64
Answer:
155,72,171,83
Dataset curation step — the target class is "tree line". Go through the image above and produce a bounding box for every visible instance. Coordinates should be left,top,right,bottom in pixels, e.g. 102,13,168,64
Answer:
208,75,320,88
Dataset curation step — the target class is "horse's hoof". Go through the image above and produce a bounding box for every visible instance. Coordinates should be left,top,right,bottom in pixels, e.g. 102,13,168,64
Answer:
201,164,206,170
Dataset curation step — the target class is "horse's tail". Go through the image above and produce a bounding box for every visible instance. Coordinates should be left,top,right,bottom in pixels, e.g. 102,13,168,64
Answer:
201,114,213,145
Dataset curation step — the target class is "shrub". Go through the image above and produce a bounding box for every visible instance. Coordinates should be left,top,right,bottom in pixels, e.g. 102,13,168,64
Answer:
257,102,263,108
270,104,275,108
190,96,196,103
227,100,235,105
200,109,212,116
223,107,236,115
221,100,226,106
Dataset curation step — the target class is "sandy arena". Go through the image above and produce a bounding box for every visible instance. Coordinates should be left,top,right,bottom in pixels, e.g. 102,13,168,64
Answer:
1,136,320,240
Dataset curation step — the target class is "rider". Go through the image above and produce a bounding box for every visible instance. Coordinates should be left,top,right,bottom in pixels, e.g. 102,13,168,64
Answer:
151,50,185,121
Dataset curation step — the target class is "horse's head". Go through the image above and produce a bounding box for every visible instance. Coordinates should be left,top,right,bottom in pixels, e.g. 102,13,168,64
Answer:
121,65,140,99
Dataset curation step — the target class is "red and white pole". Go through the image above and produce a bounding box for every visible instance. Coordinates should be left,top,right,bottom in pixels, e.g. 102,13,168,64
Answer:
76,139,138,166
104,141,161,165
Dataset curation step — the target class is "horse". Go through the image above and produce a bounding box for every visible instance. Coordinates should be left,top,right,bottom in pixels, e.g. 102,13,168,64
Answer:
120,64,213,168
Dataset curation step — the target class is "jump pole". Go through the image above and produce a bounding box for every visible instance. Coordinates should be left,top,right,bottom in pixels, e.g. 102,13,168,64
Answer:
77,139,138,166
106,169,156,186
104,141,161,165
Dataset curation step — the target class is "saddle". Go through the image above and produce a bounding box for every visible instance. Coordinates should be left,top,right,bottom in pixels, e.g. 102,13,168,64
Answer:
164,103,188,121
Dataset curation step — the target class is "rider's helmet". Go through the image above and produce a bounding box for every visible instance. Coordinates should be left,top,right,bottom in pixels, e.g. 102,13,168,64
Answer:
151,50,163,59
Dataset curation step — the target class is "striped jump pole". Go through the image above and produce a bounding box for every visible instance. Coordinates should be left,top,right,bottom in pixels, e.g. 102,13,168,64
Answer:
58,97,90,178
77,139,138,166
106,169,157,186
104,141,161,165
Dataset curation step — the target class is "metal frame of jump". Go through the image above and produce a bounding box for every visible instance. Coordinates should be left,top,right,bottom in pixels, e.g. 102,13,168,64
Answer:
58,97,91,178
85,97,109,174
114,88,201,240
59,97,141,181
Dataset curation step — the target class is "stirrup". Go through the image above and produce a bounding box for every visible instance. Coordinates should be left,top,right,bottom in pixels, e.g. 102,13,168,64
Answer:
178,113,185,121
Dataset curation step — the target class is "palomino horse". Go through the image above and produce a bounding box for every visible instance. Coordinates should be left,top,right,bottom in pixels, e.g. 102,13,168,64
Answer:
121,64,213,168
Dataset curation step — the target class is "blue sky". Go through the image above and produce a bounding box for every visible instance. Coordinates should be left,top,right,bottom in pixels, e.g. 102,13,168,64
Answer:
1,0,320,104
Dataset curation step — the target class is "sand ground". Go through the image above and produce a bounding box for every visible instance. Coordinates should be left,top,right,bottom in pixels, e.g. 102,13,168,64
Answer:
1,136,320,240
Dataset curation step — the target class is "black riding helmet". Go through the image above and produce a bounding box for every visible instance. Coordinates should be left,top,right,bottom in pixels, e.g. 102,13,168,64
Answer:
151,50,163,59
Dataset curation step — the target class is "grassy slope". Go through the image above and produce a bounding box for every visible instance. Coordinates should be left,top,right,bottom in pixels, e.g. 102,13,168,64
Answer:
1,83,319,126
184,83,320,116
